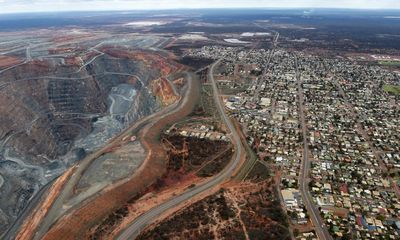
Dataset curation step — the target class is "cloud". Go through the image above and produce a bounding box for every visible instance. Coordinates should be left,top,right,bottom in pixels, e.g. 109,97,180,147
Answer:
1,0,400,14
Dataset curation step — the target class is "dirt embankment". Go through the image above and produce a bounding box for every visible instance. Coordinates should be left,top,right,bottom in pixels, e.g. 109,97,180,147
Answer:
15,167,76,240
40,74,200,240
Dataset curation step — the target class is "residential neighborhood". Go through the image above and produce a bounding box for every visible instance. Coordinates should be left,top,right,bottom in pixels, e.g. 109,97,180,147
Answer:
187,46,400,239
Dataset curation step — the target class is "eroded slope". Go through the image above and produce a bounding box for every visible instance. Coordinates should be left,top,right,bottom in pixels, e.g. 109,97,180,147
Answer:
0,33,180,235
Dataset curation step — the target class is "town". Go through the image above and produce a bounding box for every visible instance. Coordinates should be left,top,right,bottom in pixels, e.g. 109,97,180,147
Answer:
186,45,400,239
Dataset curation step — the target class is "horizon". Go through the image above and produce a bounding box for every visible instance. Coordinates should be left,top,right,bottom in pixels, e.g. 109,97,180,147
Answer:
1,7,400,16
1,0,400,14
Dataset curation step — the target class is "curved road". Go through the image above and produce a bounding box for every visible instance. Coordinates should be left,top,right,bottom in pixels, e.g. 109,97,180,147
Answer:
29,71,195,240
117,60,244,240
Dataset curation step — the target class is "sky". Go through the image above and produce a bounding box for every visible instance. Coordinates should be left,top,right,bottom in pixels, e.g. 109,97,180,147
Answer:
1,0,400,14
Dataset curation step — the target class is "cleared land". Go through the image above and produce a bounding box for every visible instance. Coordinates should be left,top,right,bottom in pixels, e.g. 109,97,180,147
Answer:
137,179,290,240
86,134,232,239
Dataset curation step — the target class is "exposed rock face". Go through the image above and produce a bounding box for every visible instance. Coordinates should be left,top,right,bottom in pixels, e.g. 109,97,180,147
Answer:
151,77,179,106
0,47,180,234
0,55,156,162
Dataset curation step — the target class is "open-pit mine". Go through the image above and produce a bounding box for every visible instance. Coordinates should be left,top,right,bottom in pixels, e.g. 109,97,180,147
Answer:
0,9,297,238
0,27,190,239
7,7,399,240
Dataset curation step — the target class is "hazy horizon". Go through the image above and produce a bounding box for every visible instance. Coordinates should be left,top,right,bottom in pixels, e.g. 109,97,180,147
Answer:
1,0,400,14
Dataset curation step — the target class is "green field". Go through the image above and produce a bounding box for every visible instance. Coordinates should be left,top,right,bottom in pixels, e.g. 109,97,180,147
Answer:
378,61,400,67
383,84,400,95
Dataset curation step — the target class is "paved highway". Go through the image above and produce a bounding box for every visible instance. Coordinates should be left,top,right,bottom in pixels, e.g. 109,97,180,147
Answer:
117,60,244,240
295,55,332,240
